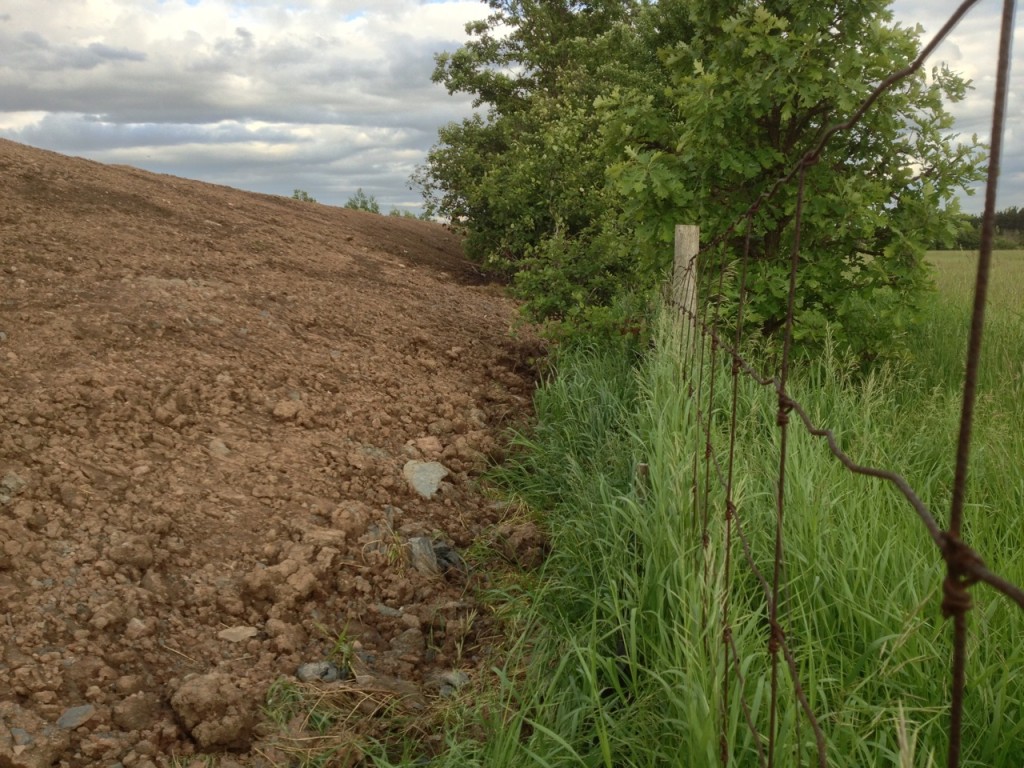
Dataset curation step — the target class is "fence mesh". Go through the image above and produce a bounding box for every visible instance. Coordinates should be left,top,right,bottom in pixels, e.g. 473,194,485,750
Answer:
668,1,1021,765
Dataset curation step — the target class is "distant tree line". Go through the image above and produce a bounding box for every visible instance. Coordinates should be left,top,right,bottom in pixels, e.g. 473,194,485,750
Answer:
943,206,1024,250
293,187,430,219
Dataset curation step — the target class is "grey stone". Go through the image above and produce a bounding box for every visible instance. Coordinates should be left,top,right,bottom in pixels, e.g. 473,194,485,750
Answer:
440,670,470,689
2,473,26,495
430,669,471,698
432,541,468,575
406,536,439,575
390,628,425,657
57,704,96,730
217,626,258,643
1,475,25,505
296,661,347,683
406,537,466,577
208,438,231,457
372,603,403,619
9,728,32,746
401,461,449,500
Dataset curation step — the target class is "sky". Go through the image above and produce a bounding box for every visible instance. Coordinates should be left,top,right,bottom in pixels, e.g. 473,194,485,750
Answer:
0,0,1019,214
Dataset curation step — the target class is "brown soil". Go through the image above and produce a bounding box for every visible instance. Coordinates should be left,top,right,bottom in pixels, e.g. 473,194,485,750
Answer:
0,138,542,767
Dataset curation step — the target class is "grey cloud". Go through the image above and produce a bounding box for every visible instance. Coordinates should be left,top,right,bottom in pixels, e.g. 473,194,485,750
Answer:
214,27,257,57
3,113,300,152
1,31,147,72
92,140,430,211
19,30,47,48
8,0,1011,214
86,43,147,63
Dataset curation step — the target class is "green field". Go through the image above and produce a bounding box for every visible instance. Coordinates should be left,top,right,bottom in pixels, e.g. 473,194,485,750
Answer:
917,251,1024,424
926,249,1024,313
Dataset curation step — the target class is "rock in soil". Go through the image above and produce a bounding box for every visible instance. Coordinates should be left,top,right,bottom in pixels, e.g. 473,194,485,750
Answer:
296,661,348,683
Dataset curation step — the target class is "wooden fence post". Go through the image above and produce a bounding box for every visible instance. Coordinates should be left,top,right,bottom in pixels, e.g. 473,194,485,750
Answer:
673,224,700,344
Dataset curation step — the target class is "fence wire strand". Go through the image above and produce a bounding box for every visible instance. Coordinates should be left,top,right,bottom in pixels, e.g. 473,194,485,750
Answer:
667,1,1022,766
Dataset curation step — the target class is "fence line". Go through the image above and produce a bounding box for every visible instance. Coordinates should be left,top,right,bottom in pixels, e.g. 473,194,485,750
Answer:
667,0,1021,765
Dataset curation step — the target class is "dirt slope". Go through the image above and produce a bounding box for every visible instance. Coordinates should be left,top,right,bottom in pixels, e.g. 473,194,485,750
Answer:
0,138,541,766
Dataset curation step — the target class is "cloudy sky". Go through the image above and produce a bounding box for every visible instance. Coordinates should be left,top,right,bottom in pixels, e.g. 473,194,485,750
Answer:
0,0,1018,213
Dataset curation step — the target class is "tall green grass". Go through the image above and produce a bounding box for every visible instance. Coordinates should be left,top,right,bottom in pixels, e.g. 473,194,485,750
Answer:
372,253,1024,767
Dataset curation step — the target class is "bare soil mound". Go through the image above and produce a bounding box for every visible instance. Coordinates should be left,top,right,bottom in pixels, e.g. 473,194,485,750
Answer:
0,138,541,767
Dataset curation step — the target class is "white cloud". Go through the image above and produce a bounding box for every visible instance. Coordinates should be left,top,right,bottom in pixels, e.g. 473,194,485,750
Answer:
892,0,1024,210
0,0,485,209
0,1,1019,212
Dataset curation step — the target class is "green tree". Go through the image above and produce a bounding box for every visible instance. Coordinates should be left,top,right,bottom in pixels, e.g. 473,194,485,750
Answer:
602,0,984,356
388,207,431,220
344,188,380,214
420,0,984,355
292,189,317,203
415,1,649,335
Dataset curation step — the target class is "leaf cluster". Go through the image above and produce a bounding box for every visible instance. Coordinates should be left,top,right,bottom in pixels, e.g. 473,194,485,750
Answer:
418,0,985,358
345,188,381,214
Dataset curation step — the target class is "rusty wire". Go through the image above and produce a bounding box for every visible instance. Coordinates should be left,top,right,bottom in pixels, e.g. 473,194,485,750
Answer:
666,0,1021,765
944,1,1018,764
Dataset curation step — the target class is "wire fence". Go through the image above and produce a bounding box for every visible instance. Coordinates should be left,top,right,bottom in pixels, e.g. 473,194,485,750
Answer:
668,1,1021,766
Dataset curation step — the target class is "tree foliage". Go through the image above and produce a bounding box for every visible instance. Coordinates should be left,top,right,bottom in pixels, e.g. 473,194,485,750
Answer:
418,0,985,356
345,188,380,214
948,206,1024,249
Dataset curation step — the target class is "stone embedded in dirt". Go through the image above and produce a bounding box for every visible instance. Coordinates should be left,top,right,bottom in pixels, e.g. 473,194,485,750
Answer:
429,669,470,698
217,625,259,643
372,603,403,619
432,541,468,575
112,692,162,731
108,535,155,569
9,728,32,746
441,670,470,689
406,537,467,577
56,704,96,730
170,672,256,750
390,627,425,658
208,438,231,457
401,460,449,499
0,722,71,768
406,536,439,575
296,661,348,683
1,472,26,505
271,399,303,420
